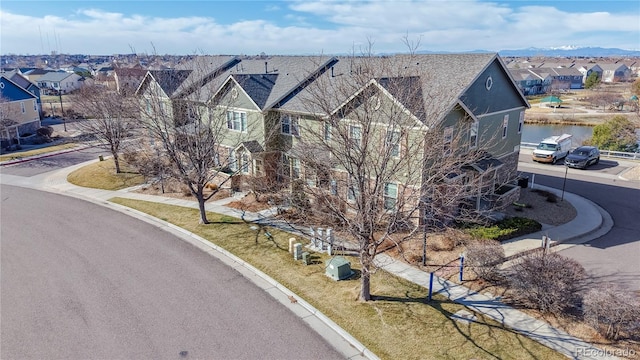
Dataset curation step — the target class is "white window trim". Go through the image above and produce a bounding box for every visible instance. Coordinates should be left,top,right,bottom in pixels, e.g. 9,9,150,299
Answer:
349,125,362,147
443,126,453,156
226,110,247,132
518,111,524,134
383,183,398,210
469,121,478,149
281,114,299,136
386,130,401,157
502,114,509,139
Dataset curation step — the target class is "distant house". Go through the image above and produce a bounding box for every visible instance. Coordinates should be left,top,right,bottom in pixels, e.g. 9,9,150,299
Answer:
545,67,584,91
509,68,548,95
37,72,84,94
574,63,603,84
1,74,41,147
599,63,631,83
1,70,42,116
114,67,148,95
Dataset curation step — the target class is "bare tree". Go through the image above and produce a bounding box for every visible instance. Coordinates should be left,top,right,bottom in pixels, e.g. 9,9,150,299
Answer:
136,58,273,224
72,85,139,173
0,95,23,149
583,285,640,341
287,48,506,301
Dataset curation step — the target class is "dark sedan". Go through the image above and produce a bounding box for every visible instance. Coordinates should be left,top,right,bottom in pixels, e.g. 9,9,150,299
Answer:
565,146,600,169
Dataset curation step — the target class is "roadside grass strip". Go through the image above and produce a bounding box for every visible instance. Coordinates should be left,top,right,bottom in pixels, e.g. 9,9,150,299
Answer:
110,197,563,360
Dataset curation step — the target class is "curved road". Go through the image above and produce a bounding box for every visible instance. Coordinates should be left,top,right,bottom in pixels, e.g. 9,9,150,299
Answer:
1,184,343,359
518,153,640,291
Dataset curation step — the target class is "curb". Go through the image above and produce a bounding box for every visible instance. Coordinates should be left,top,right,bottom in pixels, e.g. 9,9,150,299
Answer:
0,144,95,167
39,184,378,360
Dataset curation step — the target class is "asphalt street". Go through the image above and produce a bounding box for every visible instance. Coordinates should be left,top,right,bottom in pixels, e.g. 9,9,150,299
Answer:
0,184,343,360
518,155,640,291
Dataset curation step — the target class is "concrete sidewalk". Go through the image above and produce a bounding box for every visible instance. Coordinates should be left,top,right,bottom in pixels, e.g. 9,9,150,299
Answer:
0,157,619,360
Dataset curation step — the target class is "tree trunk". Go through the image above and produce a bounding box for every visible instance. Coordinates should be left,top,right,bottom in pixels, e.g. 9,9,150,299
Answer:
113,152,121,174
360,251,372,301
196,188,209,224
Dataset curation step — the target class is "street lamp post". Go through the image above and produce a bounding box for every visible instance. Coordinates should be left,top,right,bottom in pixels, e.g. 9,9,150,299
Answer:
561,163,569,201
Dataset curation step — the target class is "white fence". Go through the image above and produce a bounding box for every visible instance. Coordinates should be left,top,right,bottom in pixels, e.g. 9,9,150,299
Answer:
521,142,639,160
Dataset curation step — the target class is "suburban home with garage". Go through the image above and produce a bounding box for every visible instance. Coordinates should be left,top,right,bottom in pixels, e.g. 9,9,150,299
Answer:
0,74,42,148
138,53,529,218
36,71,85,94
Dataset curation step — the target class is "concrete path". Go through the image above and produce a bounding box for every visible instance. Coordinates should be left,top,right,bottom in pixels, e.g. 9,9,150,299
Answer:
0,155,624,360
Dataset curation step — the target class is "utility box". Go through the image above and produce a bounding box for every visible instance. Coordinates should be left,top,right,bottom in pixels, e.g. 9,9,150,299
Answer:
302,252,311,265
325,256,353,281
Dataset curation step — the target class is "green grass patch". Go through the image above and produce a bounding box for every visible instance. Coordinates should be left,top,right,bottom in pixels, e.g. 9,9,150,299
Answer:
463,217,543,242
67,158,145,190
110,197,561,360
0,143,79,162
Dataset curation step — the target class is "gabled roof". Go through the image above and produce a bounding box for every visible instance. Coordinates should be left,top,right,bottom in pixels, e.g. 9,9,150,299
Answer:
236,140,264,154
37,71,78,82
140,69,193,98
2,70,38,90
232,73,278,109
0,75,38,101
185,55,337,109
281,53,522,127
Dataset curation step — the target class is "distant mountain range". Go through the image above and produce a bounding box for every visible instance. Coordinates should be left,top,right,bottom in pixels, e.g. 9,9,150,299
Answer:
497,47,640,57
416,47,640,57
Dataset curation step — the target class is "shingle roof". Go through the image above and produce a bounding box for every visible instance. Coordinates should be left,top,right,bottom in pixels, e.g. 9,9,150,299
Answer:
147,69,193,97
232,73,278,109
280,53,501,126
182,55,336,109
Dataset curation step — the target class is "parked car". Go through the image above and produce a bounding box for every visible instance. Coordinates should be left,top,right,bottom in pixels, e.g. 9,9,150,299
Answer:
565,146,600,169
532,134,572,164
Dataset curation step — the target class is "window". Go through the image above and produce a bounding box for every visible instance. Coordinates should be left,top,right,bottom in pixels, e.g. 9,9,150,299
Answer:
502,114,509,139
518,111,524,134
324,122,332,141
469,121,478,149
386,130,400,157
254,159,264,176
330,180,338,196
383,183,398,210
33,100,37,111
226,110,247,131
20,102,25,113
347,176,359,201
350,125,362,147
240,152,250,174
305,167,316,187
291,158,301,179
228,148,237,171
443,126,453,156
281,114,299,136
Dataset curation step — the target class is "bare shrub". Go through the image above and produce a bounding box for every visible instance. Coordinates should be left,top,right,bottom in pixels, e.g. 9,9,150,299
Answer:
583,285,640,341
466,240,505,281
508,251,587,315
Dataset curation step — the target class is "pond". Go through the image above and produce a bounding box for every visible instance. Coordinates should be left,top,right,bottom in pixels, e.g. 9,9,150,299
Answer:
522,124,640,149
521,124,593,145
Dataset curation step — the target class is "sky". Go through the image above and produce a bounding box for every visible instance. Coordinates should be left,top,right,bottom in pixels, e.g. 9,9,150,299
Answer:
1,0,639,56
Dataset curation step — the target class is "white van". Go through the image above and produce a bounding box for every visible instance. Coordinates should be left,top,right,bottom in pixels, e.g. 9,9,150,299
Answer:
532,134,572,164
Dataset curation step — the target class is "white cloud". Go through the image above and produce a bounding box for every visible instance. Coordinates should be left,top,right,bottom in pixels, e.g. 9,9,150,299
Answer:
0,1,637,55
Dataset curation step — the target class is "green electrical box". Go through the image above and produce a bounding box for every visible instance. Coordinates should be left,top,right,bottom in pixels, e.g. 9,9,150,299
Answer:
325,256,353,281
302,252,311,265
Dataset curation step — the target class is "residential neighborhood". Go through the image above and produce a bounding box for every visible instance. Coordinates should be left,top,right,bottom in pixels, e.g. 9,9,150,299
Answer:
2,51,639,360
